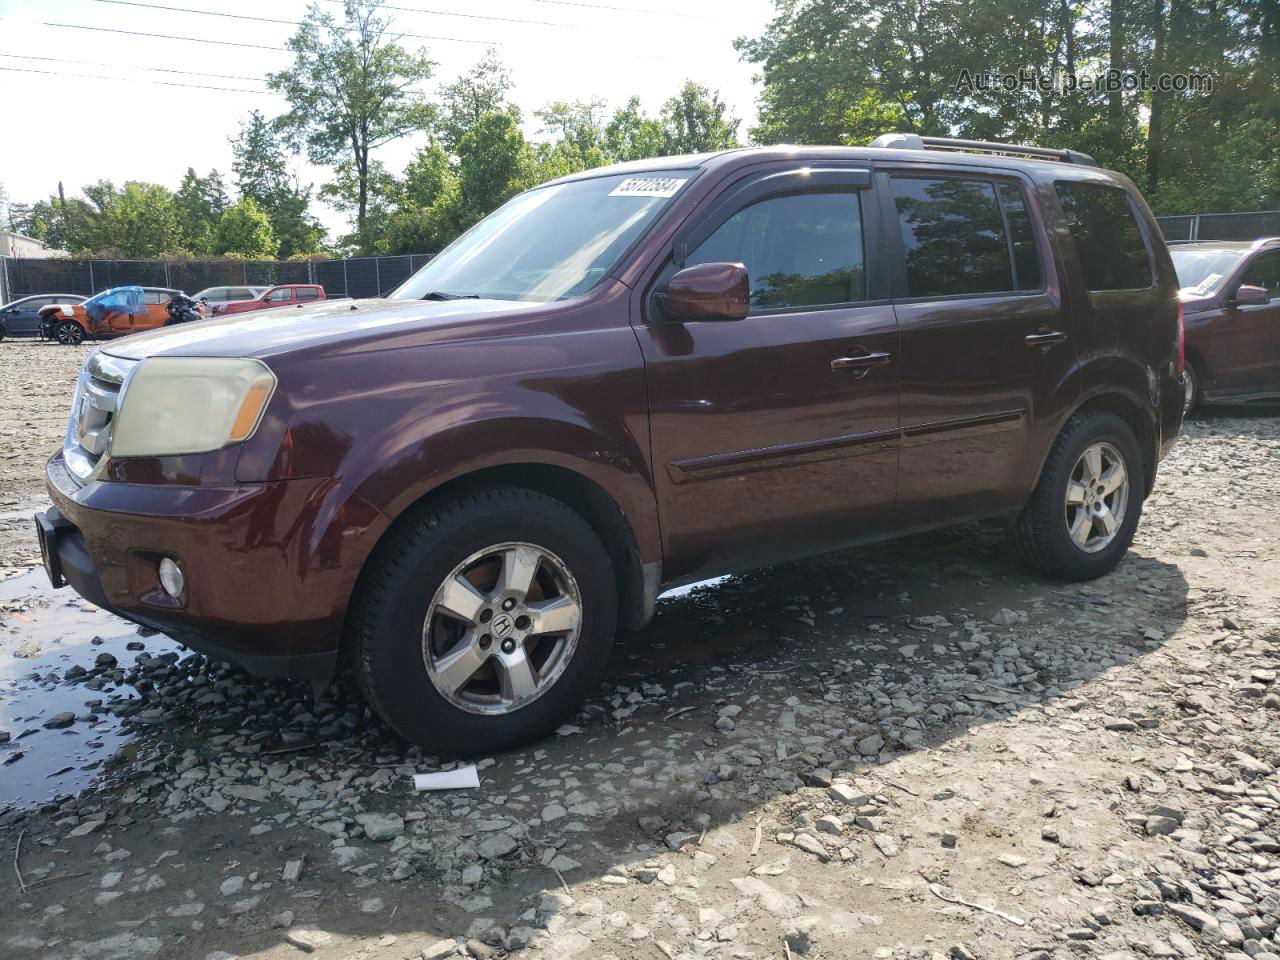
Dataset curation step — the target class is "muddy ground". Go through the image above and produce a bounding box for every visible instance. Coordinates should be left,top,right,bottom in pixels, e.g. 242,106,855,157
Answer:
1,338,1279,960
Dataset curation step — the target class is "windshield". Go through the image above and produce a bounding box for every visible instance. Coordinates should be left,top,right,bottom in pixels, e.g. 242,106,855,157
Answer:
1170,248,1244,294
393,170,696,302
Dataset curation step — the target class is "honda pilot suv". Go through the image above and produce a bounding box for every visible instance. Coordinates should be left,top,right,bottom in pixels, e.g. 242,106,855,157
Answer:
36,136,1185,755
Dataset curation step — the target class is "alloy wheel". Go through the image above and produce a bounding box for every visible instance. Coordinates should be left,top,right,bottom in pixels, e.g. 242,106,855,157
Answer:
57,322,83,345
422,542,583,716
1064,441,1129,554
1182,367,1197,416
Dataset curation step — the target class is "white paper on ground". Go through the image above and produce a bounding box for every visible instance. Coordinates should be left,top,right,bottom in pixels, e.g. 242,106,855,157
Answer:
413,766,480,791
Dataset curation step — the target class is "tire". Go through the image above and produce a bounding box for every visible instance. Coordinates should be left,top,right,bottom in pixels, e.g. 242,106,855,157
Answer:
0,326,6,343
352,487,617,756
1011,410,1144,581
1182,363,1199,416
55,320,84,345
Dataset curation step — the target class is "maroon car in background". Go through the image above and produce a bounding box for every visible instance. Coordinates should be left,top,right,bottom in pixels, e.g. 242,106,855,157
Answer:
1170,237,1280,411
215,284,327,316
36,137,1184,755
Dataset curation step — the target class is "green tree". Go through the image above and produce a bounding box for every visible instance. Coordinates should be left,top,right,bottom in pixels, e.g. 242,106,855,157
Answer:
455,111,529,229
105,182,183,258
659,81,740,154
436,49,514,152
603,97,666,162
215,197,279,258
269,0,434,245
231,110,326,258
320,159,402,254
174,168,229,256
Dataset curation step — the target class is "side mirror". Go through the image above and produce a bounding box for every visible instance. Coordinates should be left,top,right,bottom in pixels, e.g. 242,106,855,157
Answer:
1231,284,1270,306
663,262,750,322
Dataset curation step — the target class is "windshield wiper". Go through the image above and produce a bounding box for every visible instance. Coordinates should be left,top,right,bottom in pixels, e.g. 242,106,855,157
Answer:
421,291,480,301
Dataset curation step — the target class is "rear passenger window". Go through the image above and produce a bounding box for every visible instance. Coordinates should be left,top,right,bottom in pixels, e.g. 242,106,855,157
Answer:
687,192,865,310
892,176,1040,298
1054,181,1152,290
295,287,320,301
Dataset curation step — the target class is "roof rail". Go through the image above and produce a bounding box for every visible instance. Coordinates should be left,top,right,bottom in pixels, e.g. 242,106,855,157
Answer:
869,133,1097,166
1250,236,1280,249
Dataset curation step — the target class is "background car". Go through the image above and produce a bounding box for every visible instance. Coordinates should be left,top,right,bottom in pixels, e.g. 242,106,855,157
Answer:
214,284,326,316
38,286,203,344
191,285,267,314
1170,237,1280,411
0,293,86,340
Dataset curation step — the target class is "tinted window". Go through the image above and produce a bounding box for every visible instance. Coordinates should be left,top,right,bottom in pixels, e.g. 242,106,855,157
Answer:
142,291,168,305
231,288,253,300
996,183,1042,291
892,177,1030,297
687,192,865,310
1054,182,1152,290
1240,252,1280,299
268,288,293,302
295,287,320,301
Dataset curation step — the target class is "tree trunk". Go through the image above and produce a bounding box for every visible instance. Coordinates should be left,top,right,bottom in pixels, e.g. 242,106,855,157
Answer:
1146,0,1168,193
1108,0,1125,159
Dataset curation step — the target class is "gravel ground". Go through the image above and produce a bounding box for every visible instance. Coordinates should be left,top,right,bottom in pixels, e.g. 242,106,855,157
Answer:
2,339,1280,960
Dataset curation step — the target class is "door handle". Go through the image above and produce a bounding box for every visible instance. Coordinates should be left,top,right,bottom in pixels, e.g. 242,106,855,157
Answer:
1025,330,1068,346
831,351,891,379
831,351,891,372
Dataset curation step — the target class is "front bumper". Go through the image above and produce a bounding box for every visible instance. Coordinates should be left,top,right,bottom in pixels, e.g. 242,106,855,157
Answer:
41,453,390,680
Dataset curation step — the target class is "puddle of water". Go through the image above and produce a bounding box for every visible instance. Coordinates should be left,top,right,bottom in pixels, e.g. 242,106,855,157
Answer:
0,569,180,810
657,575,731,601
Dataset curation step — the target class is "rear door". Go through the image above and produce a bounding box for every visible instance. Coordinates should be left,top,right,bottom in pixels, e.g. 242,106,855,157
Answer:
885,168,1078,524
637,166,900,582
9,297,49,335
266,287,294,310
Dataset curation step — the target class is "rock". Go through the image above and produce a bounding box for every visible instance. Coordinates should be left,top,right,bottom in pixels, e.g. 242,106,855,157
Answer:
815,815,843,836
829,784,869,805
873,835,899,858
356,812,404,842
791,833,829,860
989,608,1020,626
219,876,244,896
281,859,304,883
478,832,519,859
941,832,958,848
855,733,885,755
1102,716,1137,731
422,939,459,959
541,803,567,822
1145,815,1181,836
1166,902,1218,932
43,711,75,729
284,928,334,952
14,640,41,659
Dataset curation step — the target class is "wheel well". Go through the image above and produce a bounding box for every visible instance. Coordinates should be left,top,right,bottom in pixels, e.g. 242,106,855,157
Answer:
1073,394,1157,494
348,464,649,648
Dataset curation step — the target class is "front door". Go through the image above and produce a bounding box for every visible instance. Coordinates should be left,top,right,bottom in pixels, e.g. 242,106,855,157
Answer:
637,173,900,583
1220,250,1280,396
887,170,1080,523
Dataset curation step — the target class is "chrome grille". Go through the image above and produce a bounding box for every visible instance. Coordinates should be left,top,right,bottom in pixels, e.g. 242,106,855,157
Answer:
63,351,138,483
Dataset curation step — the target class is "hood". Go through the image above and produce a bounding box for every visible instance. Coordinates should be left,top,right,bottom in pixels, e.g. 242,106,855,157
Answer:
101,296,544,361
1178,289,1218,315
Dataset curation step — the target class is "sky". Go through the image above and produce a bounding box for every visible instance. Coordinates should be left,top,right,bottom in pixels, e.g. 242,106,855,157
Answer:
0,0,775,237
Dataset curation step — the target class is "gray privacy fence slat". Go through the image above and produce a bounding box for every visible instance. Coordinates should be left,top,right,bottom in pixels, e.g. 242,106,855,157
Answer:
1157,210,1280,243
1,253,435,302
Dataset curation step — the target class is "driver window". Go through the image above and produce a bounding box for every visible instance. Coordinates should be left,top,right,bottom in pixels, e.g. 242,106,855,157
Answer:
1240,252,1280,300
686,191,866,311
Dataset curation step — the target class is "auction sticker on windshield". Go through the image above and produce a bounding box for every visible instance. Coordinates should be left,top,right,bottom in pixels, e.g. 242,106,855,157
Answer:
608,177,688,198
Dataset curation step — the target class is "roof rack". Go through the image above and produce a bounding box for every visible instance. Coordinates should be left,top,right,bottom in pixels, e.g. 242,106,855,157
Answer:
1250,236,1280,249
870,133,1097,166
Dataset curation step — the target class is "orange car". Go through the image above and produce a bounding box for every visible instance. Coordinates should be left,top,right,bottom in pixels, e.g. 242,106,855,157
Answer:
39,286,203,345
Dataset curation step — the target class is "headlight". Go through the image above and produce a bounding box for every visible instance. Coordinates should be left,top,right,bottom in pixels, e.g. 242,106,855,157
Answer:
111,357,276,457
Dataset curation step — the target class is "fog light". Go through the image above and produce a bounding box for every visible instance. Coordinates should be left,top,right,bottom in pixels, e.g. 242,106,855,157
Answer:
158,558,185,598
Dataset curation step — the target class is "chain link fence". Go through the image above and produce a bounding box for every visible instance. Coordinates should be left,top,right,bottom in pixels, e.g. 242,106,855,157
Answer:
0,254,435,304
1156,210,1280,242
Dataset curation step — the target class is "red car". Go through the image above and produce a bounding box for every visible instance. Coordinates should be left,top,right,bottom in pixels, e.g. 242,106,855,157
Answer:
215,284,326,316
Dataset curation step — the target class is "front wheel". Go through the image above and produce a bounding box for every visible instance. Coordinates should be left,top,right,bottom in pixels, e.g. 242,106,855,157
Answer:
55,320,85,345
352,488,617,755
1011,410,1144,581
1182,365,1199,416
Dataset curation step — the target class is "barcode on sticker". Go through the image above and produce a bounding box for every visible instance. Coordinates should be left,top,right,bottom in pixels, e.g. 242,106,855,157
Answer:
609,177,688,198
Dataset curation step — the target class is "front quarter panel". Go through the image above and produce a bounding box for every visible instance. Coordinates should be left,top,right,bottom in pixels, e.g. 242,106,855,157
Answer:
235,296,661,563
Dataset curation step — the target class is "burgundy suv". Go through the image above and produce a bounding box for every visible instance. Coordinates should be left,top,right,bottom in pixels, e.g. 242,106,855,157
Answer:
36,136,1184,754
1169,237,1280,411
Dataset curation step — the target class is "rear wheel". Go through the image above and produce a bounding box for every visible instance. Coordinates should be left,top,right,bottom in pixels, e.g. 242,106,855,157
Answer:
352,488,617,755
55,320,84,345
1011,410,1144,581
